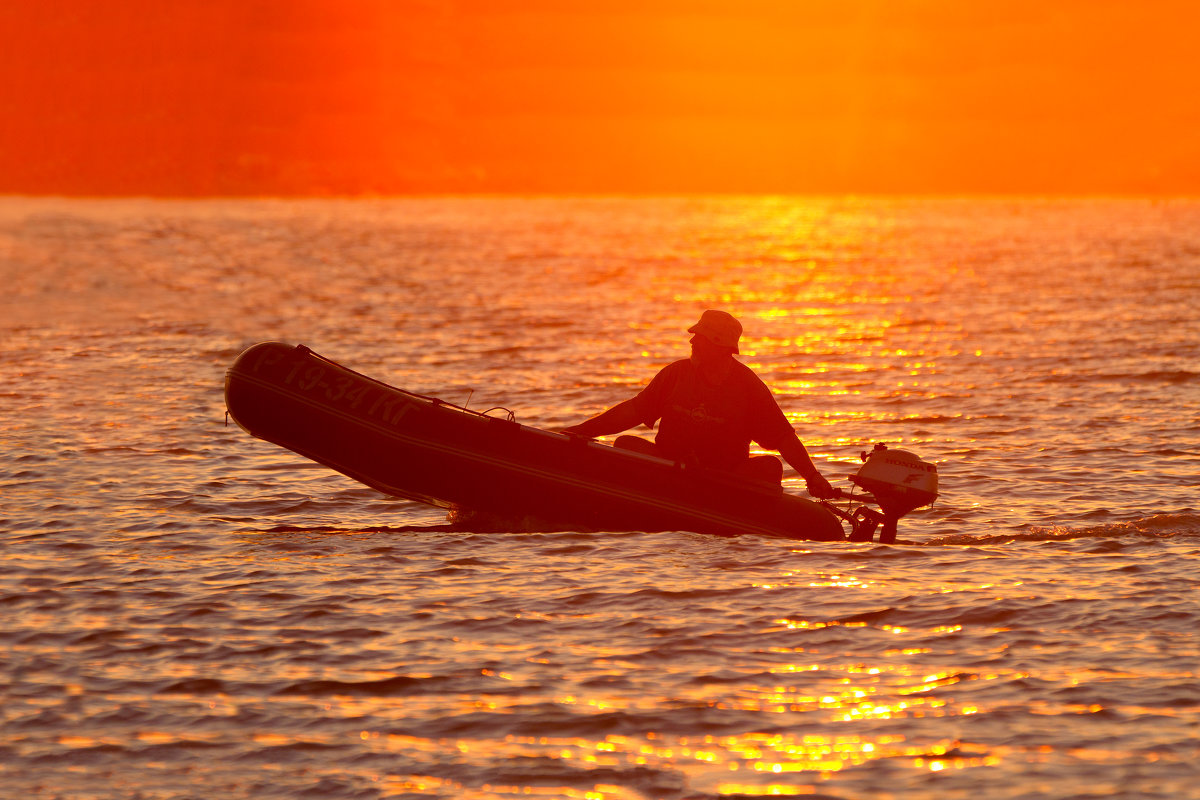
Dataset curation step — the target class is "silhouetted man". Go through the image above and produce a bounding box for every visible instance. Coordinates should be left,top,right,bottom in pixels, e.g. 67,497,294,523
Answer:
564,310,836,498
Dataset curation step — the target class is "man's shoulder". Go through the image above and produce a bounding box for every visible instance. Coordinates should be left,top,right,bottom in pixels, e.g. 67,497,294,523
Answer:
652,358,693,380
731,359,770,387
638,359,690,399
665,357,693,372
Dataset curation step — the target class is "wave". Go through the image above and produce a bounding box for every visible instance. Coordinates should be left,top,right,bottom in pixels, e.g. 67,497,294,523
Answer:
275,674,463,697
261,523,462,534
1129,370,1200,384
1046,369,1200,385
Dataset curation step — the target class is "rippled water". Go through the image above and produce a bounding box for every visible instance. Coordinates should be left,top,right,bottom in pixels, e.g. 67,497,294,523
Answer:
2,196,1198,799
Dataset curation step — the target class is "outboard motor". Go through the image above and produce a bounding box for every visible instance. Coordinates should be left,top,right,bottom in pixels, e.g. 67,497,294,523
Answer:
826,443,939,543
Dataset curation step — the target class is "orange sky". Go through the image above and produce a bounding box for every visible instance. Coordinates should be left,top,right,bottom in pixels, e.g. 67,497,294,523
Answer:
2,0,1196,195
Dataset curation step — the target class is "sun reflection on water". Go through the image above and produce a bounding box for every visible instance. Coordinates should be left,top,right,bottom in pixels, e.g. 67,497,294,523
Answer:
323,632,1022,796
352,725,1004,798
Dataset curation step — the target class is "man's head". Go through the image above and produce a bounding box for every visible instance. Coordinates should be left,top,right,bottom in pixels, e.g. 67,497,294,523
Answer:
687,310,742,354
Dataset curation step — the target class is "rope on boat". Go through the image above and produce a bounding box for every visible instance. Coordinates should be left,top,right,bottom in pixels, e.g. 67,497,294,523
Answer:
296,343,518,423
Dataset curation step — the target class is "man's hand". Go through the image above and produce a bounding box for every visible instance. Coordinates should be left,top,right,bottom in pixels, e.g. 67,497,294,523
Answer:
560,424,595,437
805,473,836,499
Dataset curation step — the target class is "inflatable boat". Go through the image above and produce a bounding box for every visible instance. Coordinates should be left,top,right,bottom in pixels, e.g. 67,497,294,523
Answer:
224,343,937,542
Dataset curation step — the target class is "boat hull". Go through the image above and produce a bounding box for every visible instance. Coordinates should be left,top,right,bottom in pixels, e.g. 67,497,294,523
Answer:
224,342,845,542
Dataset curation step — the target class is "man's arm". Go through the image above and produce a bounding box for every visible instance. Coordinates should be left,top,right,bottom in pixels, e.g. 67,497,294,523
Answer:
564,362,675,438
561,398,647,438
777,433,836,499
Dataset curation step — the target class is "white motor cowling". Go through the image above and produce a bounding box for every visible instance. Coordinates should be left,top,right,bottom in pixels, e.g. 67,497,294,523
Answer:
850,444,939,519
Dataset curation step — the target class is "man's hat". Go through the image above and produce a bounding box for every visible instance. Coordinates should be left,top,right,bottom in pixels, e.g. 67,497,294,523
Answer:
688,310,742,353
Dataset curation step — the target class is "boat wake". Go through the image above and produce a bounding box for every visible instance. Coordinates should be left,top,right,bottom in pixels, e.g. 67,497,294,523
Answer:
249,512,1200,553
925,511,1200,547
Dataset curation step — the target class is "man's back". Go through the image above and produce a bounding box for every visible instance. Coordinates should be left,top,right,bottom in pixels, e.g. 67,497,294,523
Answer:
631,358,792,470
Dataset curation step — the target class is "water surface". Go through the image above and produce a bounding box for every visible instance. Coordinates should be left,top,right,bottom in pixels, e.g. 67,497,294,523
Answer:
1,196,1197,799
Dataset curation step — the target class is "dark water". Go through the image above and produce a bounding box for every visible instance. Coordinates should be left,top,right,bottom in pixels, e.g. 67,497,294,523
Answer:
2,196,1198,799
